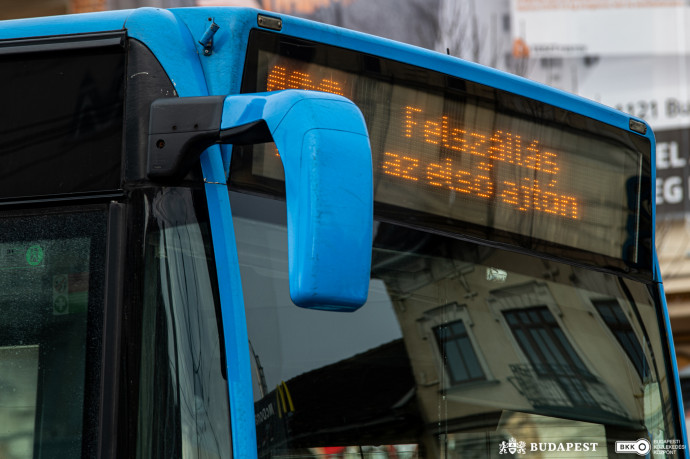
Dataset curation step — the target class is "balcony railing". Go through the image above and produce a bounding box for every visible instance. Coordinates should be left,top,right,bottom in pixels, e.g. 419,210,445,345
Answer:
508,363,628,420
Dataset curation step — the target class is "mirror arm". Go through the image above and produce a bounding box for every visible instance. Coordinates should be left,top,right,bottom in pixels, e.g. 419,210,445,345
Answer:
218,120,272,145
147,96,276,181
147,96,224,181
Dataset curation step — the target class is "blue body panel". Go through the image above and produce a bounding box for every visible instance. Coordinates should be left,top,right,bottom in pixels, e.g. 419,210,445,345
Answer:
126,9,258,458
657,255,690,457
0,9,131,38
0,5,682,457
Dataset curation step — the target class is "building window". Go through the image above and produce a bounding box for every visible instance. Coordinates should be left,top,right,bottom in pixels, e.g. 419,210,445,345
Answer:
503,306,590,377
592,299,647,380
504,306,600,408
433,320,485,385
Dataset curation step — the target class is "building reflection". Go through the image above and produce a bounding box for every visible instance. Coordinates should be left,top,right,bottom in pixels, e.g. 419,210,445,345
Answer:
368,225,661,457
250,222,668,458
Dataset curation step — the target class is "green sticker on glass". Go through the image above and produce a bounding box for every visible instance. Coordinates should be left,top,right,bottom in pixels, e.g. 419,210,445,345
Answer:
26,245,44,266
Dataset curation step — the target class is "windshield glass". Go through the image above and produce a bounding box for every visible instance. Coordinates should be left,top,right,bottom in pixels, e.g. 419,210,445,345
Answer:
135,187,231,459
230,191,680,458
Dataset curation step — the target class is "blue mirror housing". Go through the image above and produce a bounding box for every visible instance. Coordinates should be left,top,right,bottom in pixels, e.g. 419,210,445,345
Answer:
147,90,373,311
220,91,373,311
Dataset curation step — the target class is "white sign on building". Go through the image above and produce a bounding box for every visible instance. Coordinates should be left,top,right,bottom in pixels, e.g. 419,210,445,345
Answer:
511,0,690,57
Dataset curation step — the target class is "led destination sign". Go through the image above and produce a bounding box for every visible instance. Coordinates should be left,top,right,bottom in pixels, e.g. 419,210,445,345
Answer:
384,107,577,219
238,31,652,270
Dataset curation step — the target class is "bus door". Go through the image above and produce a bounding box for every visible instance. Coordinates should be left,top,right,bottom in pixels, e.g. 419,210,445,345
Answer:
0,33,125,458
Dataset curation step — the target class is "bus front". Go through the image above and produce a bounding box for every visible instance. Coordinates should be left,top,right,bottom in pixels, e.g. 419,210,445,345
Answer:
0,7,685,459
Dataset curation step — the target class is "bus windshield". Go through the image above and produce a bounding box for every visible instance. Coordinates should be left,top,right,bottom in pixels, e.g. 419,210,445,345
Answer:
229,26,678,458
231,191,678,457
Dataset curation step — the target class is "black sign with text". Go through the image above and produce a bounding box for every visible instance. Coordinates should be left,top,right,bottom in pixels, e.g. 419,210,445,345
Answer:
655,128,690,218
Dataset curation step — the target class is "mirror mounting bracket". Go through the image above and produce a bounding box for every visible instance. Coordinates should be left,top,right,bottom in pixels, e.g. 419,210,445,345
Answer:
147,95,225,181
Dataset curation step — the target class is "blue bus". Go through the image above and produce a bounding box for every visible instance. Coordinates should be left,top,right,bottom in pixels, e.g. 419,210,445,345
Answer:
0,6,686,459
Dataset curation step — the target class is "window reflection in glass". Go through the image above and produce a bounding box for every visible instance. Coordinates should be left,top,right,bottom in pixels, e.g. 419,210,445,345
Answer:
433,319,485,385
594,299,649,380
137,188,231,459
0,345,39,459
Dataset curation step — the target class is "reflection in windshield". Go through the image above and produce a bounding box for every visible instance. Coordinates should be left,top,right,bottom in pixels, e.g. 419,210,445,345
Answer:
136,188,231,459
230,191,678,458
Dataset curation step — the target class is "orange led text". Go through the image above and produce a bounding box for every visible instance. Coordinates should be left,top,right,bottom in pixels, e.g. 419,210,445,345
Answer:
384,106,579,219
266,65,345,96
403,106,559,174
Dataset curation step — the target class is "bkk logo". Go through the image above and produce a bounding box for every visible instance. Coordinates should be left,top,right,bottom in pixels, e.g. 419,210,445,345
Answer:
615,439,651,455
616,438,685,455
499,438,599,454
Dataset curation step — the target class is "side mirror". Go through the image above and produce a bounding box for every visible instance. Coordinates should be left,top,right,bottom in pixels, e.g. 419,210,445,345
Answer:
147,91,373,311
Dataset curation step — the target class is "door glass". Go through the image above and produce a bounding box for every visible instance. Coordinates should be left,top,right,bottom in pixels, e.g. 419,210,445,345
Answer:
0,209,106,458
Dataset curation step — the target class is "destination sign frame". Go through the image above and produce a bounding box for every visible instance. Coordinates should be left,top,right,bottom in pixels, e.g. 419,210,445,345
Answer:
233,30,653,278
